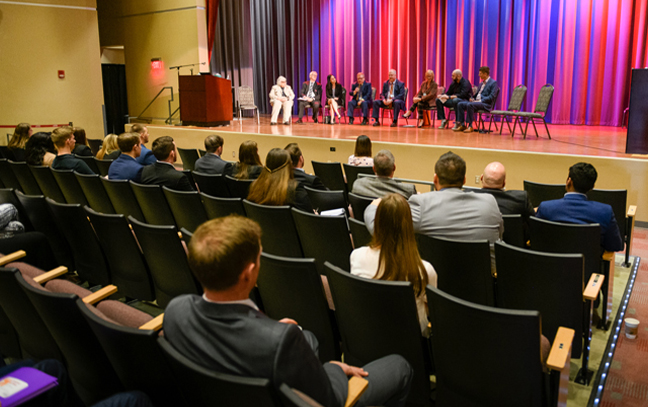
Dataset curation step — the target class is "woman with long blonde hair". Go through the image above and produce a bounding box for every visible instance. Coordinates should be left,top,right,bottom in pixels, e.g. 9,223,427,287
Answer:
350,193,437,335
96,134,120,160
7,123,32,161
247,148,312,212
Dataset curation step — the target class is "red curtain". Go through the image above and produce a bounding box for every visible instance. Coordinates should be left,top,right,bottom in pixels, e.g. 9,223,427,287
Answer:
206,0,220,62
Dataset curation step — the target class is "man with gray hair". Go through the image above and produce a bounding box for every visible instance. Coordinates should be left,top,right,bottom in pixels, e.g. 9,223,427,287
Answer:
435,69,472,129
269,76,295,125
351,150,416,199
372,69,406,127
297,71,322,123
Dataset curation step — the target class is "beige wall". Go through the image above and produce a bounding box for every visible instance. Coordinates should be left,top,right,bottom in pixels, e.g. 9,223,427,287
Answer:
97,0,208,124
0,0,105,141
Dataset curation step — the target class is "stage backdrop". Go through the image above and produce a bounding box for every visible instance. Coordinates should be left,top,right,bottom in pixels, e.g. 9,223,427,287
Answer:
210,0,648,126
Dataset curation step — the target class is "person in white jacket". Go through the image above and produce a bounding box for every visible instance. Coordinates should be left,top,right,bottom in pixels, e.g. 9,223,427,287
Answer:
269,76,295,125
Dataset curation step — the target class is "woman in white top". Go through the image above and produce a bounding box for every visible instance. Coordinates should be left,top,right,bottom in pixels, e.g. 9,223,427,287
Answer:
347,135,373,166
269,76,295,125
350,193,437,336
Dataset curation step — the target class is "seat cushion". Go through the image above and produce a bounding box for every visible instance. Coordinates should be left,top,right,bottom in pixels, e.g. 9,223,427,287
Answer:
96,300,153,329
45,279,93,297
6,261,44,279
514,112,542,118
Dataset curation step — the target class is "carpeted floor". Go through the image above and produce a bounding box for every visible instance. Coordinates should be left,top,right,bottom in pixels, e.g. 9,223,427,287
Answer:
600,227,648,406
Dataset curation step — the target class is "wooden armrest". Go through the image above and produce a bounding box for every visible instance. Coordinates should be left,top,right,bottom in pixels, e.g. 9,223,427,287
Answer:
139,313,164,331
627,205,637,217
546,327,575,371
177,231,183,240
83,285,118,305
583,273,604,301
0,250,26,266
602,251,615,262
345,376,369,407
33,266,68,284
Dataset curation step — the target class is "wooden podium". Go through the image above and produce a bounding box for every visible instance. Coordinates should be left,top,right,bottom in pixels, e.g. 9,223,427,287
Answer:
179,75,233,127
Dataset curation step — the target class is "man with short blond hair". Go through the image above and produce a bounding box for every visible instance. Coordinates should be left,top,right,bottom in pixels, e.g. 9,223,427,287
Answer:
108,132,143,182
51,126,94,174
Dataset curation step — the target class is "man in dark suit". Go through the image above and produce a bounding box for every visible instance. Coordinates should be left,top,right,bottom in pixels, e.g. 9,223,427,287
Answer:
347,72,373,125
164,216,413,407
455,66,500,133
536,162,623,253
130,124,156,165
284,143,328,191
194,135,233,175
140,136,193,191
435,69,472,129
372,70,405,127
108,132,143,182
296,71,323,124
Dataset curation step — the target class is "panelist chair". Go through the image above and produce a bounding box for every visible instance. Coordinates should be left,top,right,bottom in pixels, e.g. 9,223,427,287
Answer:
322,88,347,123
418,85,444,127
510,84,555,139
380,87,409,126
237,86,260,124
487,84,527,134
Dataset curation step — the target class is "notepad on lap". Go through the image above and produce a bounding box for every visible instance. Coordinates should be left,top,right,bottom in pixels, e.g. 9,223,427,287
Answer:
0,367,58,407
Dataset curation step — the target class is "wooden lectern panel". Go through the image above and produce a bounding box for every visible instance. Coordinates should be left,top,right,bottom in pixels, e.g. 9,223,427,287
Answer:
179,75,233,127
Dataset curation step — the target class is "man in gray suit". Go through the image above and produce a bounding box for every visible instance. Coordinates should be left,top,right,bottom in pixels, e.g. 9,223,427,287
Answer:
352,150,416,199
365,151,503,243
164,216,413,407
194,135,233,175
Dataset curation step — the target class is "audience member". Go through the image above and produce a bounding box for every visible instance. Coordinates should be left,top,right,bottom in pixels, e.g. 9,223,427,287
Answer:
350,194,437,336
130,124,156,165
25,132,56,167
0,203,24,234
7,122,31,161
284,142,328,191
372,69,406,127
435,69,472,129
348,135,373,166
325,74,345,124
140,136,193,191
164,215,413,407
347,72,372,125
296,71,322,124
269,76,295,125
71,127,93,156
194,135,233,175
454,66,499,133
51,127,94,174
403,70,438,128
536,162,623,253
108,132,143,182
96,134,120,160
231,140,263,180
352,150,416,199
247,148,313,212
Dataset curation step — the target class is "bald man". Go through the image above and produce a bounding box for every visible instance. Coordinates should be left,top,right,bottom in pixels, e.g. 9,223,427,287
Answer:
435,69,472,129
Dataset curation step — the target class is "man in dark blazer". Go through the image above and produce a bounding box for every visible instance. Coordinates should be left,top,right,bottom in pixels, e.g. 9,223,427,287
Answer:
347,72,373,125
536,162,623,253
194,135,232,175
285,143,328,190
435,69,472,129
164,216,413,407
296,71,323,123
455,66,500,133
372,70,406,127
108,132,143,182
140,136,193,191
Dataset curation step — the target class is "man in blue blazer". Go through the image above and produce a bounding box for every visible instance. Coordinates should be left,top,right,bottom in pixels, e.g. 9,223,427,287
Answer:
131,123,157,165
347,72,373,125
454,66,499,133
108,132,143,182
372,70,405,127
536,163,623,253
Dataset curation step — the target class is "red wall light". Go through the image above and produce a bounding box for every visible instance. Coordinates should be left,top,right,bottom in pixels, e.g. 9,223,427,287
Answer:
151,58,162,70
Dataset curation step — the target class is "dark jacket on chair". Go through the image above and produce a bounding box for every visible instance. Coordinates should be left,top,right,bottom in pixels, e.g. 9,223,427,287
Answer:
140,161,194,191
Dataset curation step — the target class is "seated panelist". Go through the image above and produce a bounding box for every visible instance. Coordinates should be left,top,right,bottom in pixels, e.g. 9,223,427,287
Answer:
372,69,406,128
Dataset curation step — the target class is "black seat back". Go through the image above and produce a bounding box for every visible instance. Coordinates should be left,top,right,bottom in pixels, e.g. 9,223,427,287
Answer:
130,182,176,226
349,218,372,248
427,285,544,407
326,262,431,406
502,214,525,248
417,234,495,306
225,175,254,199
0,304,21,359
292,208,353,274
193,171,230,197
158,337,279,406
75,173,115,214
523,180,564,208
177,148,200,171
94,158,113,177
163,187,209,233
495,242,584,357
305,187,348,215
0,146,17,161
8,160,42,195
243,200,303,257
0,159,23,191
348,192,374,220
311,161,346,193
258,253,339,362
46,199,111,286
202,194,246,218
51,168,88,205
29,165,66,203
129,216,201,308
342,164,374,193
85,207,155,301
587,189,627,238
101,178,145,221
87,139,102,156
75,155,101,174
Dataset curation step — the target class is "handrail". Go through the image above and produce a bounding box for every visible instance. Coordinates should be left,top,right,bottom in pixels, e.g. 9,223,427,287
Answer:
132,86,177,124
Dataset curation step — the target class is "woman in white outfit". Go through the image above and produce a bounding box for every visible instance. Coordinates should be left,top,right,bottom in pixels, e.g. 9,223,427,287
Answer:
350,193,437,336
269,76,295,125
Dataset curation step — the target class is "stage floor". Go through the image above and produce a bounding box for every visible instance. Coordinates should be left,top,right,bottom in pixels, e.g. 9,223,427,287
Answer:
186,115,644,159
